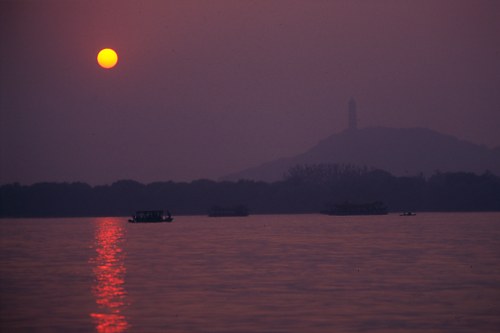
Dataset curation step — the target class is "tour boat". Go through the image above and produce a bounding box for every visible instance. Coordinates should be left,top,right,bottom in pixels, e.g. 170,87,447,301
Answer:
321,201,388,216
208,205,249,217
400,212,416,216
128,210,173,223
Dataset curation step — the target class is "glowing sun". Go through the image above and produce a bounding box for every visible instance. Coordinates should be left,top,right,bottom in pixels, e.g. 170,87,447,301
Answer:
97,48,118,69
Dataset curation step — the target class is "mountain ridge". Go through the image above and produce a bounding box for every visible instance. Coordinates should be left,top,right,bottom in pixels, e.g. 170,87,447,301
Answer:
223,127,500,181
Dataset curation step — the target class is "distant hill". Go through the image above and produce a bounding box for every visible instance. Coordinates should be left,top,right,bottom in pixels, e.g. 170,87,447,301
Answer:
224,127,500,181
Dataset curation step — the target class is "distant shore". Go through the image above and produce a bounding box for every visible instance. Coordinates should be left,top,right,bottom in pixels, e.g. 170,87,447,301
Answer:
1,166,499,218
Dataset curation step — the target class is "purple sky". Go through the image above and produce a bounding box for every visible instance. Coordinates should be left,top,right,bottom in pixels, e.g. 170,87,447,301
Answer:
1,0,499,185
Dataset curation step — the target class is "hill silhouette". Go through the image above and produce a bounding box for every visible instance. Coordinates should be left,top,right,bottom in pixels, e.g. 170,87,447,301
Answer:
224,127,500,181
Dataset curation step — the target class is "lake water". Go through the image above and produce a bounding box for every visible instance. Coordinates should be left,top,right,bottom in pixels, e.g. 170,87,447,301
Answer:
1,213,499,332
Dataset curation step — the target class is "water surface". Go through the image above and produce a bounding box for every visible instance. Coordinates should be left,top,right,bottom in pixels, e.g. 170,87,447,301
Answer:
1,213,499,332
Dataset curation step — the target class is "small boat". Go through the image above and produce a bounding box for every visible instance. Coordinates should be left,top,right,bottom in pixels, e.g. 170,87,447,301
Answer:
400,212,416,216
128,210,173,223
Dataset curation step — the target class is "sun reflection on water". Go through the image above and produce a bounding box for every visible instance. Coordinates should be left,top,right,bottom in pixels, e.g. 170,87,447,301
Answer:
90,218,129,332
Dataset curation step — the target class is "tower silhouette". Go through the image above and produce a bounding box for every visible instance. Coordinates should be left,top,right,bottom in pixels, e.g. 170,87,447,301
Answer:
348,98,357,131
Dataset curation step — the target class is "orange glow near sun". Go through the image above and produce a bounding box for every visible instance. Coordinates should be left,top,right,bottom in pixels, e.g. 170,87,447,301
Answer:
97,48,118,69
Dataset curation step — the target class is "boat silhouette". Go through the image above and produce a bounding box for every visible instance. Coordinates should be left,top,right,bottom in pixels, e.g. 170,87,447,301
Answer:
128,210,173,223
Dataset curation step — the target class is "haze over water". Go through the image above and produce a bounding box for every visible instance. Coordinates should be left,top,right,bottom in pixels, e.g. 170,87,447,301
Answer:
1,213,499,332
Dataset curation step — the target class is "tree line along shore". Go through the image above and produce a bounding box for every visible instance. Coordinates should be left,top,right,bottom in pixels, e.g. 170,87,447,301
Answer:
1,165,499,218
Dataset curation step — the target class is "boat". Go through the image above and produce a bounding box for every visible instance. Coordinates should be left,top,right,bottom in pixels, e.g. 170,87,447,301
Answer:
400,212,416,216
208,205,249,217
128,210,173,223
321,201,388,216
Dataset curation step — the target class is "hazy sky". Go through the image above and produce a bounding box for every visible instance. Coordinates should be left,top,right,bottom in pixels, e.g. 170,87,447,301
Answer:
1,0,499,185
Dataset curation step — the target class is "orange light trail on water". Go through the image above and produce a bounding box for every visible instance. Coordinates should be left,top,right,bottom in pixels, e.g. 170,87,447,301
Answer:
90,218,129,332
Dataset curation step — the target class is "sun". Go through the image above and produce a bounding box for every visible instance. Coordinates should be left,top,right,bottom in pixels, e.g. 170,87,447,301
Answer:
97,48,118,69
